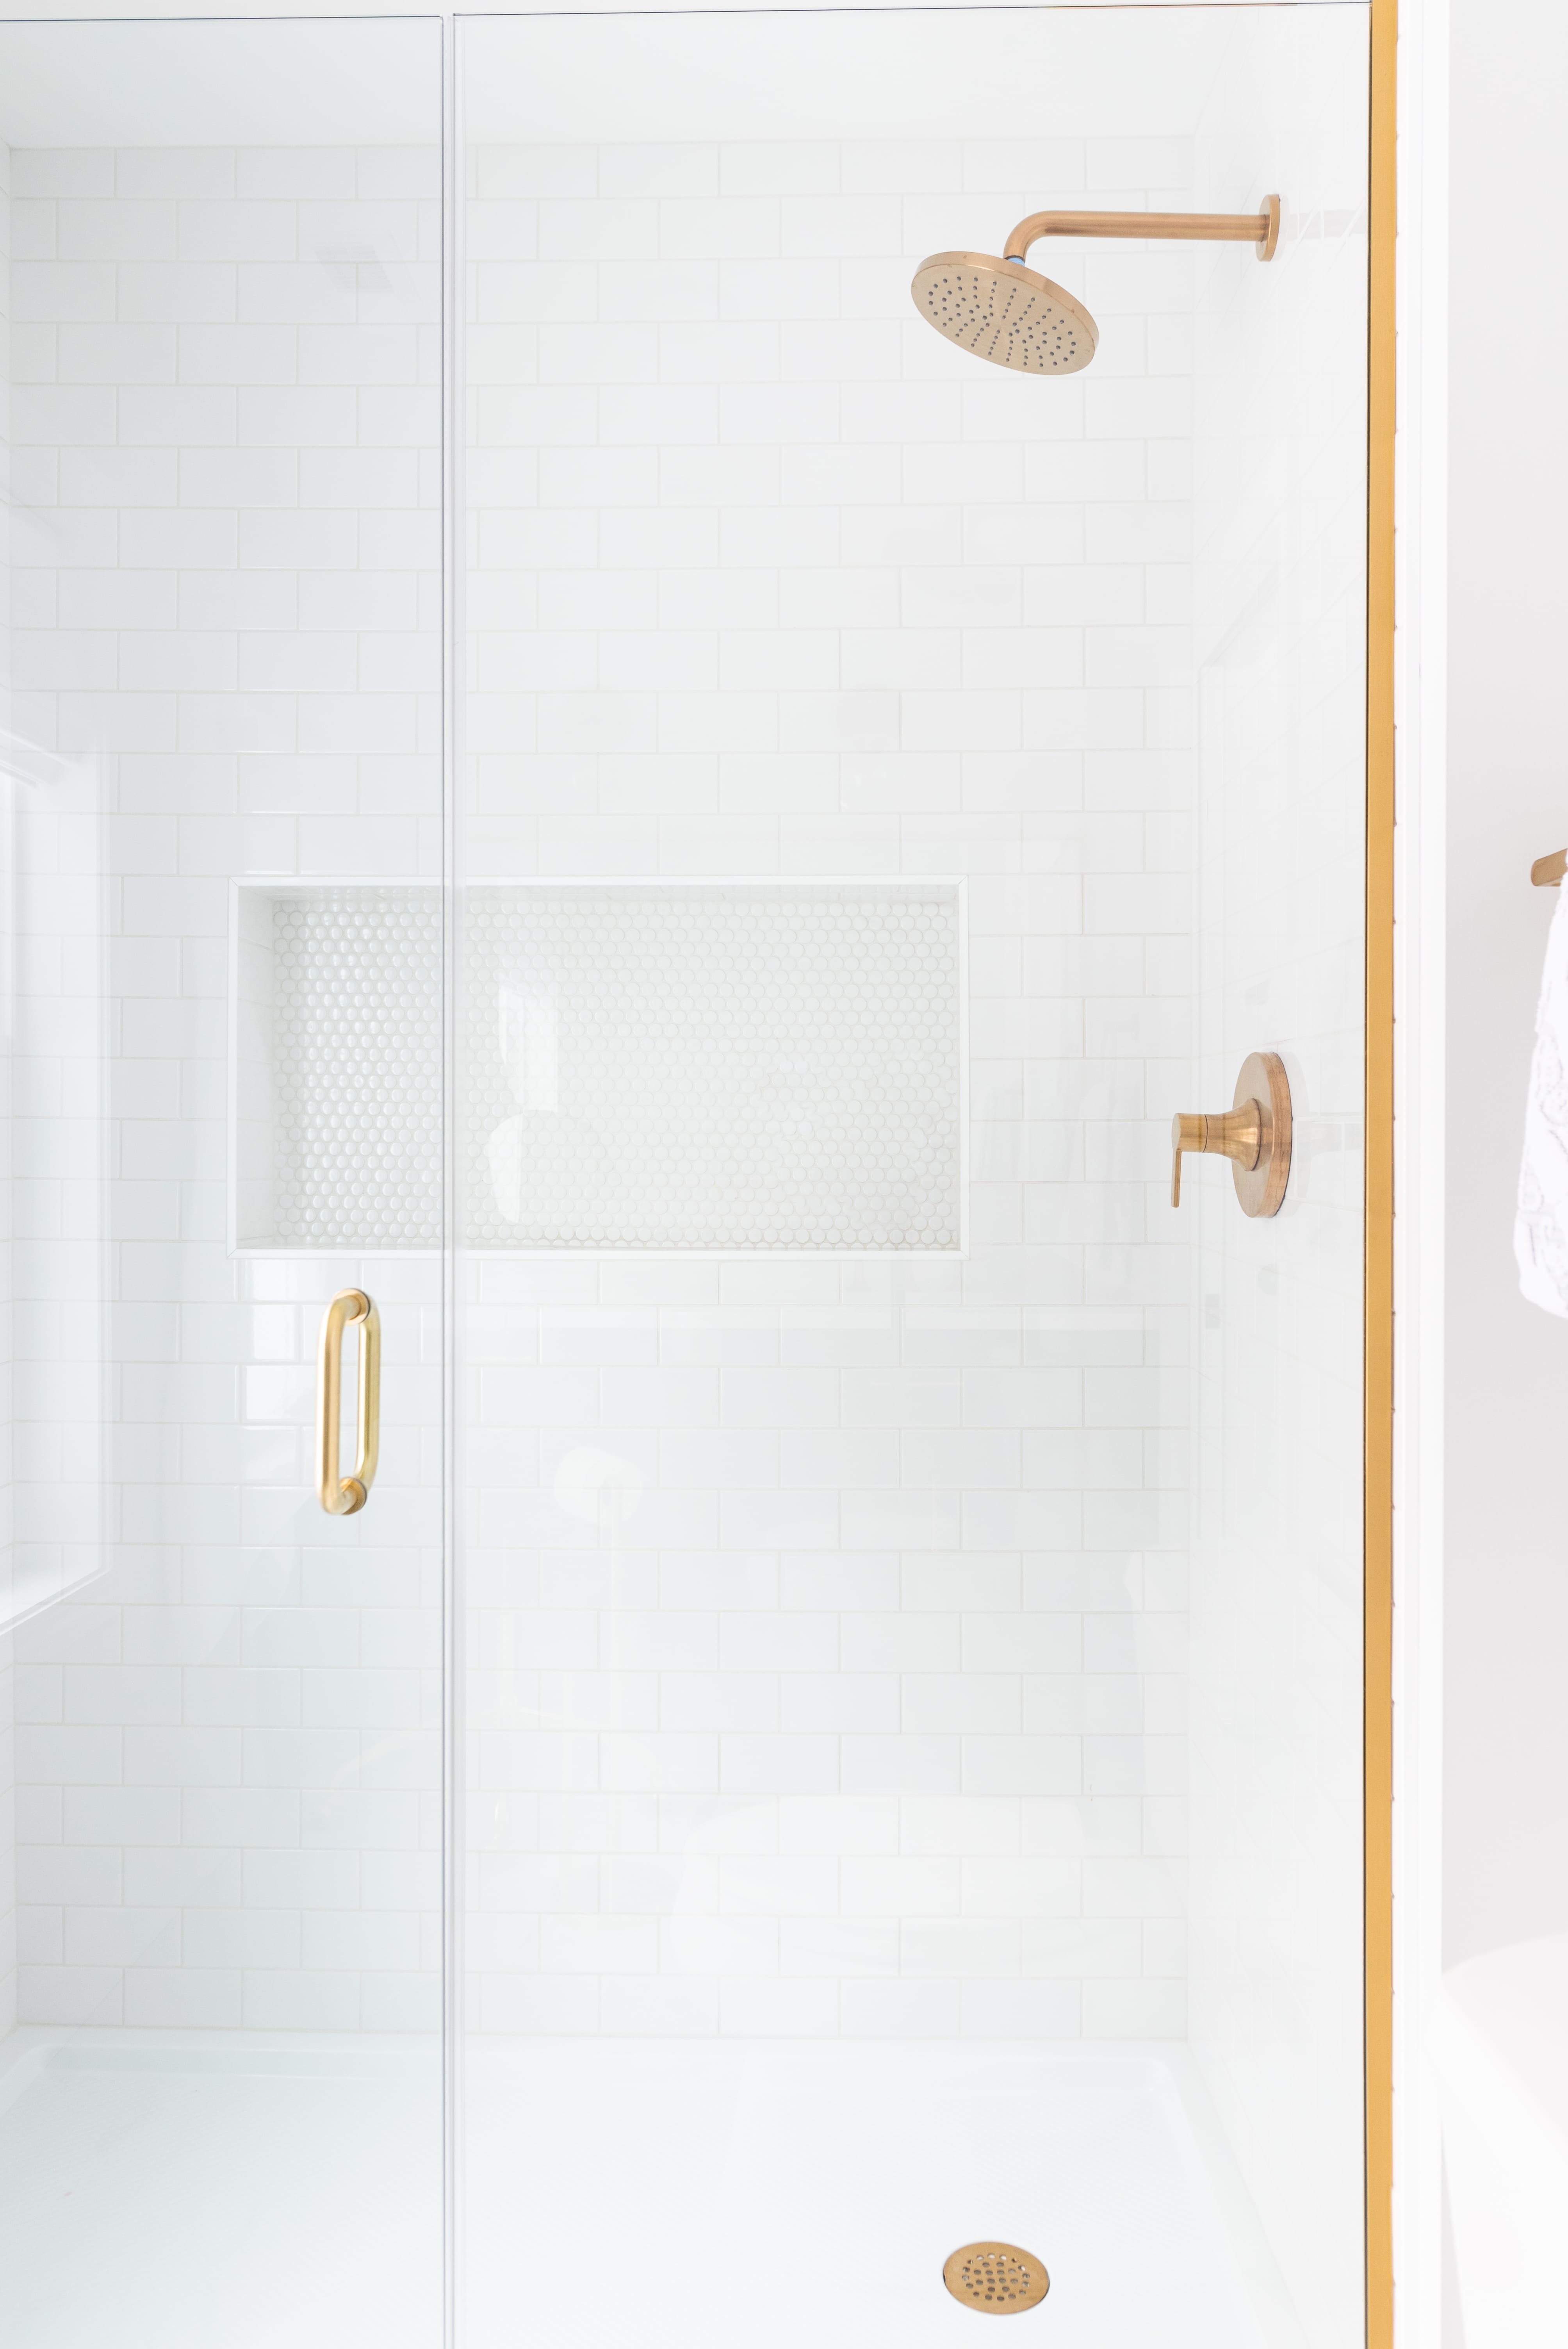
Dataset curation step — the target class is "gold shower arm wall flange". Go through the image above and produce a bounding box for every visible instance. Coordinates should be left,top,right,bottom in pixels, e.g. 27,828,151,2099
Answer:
1004,195,1280,264
316,1287,381,1516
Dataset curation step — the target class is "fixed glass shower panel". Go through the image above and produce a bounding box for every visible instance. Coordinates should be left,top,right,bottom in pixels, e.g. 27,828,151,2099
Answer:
455,11,1368,2349
0,21,445,2346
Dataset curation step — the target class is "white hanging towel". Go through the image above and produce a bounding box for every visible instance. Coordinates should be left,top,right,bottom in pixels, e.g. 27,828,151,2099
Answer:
1516,884,1568,1313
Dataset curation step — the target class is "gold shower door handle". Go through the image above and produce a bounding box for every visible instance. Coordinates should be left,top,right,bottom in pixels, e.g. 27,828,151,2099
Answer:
315,1289,381,1516
1170,1050,1292,1218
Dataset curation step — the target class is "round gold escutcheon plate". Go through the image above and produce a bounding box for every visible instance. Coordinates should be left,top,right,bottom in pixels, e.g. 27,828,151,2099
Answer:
1231,1048,1292,1218
942,2242,1050,2314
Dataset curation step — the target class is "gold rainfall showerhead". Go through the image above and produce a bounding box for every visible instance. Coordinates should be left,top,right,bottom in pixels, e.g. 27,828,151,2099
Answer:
911,252,1098,375
911,196,1281,374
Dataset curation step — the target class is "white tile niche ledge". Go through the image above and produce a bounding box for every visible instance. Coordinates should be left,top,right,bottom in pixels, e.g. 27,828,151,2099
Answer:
229,875,968,1258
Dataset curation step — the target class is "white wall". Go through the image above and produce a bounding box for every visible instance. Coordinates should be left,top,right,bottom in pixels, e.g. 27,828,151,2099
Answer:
1443,0,1568,1970
1427,11,1568,2345
0,128,15,2041
1440,8,1568,2328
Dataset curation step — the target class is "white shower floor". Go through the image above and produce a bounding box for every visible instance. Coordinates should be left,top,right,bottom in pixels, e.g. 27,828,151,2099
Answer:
0,2030,444,2349
464,2041,1274,2349
0,2032,1275,2348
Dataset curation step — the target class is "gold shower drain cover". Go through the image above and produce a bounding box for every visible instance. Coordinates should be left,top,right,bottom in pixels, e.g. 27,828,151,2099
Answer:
943,2242,1050,2314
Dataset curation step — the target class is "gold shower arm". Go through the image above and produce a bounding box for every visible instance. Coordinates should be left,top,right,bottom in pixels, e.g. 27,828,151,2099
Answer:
1004,197,1280,264
1532,848,1567,887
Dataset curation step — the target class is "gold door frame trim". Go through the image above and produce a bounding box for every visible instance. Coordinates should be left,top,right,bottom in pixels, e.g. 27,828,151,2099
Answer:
1366,0,1396,2344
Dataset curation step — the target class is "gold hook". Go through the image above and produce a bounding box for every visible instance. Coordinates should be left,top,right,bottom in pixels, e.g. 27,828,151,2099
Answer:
315,1289,380,1516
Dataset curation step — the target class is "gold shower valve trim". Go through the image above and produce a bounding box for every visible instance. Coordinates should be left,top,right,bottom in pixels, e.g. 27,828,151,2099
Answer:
1171,1050,1292,1218
315,1287,381,1516
1170,1103,1262,1205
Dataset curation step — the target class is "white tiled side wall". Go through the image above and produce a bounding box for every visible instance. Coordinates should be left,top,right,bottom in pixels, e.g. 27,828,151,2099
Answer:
0,131,16,2042
459,134,1199,2042
1189,11,1370,2340
6,145,444,2032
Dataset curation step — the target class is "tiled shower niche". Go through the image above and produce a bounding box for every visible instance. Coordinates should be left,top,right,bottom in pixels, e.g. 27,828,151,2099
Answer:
232,879,963,1254
231,881,444,1253
460,882,964,1253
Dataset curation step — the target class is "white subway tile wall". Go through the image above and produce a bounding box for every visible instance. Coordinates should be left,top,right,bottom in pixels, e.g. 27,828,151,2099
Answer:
0,96,1363,2058
1,132,16,2040
458,134,1198,2041
6,144,445,2032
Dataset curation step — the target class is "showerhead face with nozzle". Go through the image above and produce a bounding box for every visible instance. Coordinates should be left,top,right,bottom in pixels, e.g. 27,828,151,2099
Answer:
911,251,1098,374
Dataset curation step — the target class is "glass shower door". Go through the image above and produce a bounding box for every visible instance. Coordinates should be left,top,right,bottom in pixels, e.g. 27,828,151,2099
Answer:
0,7,1374,2343
454,10,1369,2349
0,20,447,2345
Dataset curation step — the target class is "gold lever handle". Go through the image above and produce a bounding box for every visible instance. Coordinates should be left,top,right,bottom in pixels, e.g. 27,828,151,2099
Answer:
1170,1050,1292,1219
316,1288,380,1516
1170,1103,1264,1207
